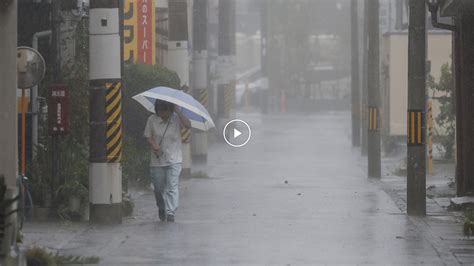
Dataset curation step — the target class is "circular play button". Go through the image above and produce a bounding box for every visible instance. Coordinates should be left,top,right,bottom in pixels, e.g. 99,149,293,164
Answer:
223,119,251,147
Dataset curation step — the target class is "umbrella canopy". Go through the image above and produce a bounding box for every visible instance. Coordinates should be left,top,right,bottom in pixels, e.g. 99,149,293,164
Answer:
132,86,215,131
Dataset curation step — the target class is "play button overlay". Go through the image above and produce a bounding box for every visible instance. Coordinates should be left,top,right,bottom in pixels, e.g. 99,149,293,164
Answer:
223,119,251,148
234,129,242,138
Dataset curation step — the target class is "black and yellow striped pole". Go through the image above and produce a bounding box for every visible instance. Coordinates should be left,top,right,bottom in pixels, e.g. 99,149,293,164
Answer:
191,0,209,164
361,0,369,156
367,0,381,178
407,110,424,146
207,0,219,118
167,0,192,177
351,0,361,147
368,107,379,132
106,82,123,163
217,0,236,128
407,0,426,216
89,0,123,223
180,86,191,148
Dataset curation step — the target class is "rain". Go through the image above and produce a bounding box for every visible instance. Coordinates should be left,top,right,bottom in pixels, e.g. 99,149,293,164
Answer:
0,0,473,265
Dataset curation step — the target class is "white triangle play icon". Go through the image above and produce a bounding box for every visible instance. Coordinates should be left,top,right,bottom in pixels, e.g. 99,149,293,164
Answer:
223,119,252,148
234,128,242,138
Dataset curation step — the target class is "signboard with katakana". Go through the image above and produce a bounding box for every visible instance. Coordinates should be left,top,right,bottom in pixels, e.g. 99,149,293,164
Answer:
123,0,156,65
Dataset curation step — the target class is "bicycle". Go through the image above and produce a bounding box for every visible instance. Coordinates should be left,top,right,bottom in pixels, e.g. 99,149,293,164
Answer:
17,175,33,229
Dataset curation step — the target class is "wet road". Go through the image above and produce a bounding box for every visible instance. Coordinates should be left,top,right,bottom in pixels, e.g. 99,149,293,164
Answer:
43,112,452,264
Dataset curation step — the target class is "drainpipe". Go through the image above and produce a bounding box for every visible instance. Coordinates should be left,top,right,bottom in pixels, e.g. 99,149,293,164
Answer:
426,0,456,31
31,30,52,151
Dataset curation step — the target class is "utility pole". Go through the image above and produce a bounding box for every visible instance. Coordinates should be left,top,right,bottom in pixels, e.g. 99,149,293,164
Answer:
51,0,62,201
453,17,463,195
191,0,209,164
260,0,269,114
455,12,474,195
207,0,219,118
351,0,360,147
367,0,381,178
217,0,236,127
89,0,123,224
361,0,369,156
406,0,426,216
167,0,192,177
51,0,61,80
0,0,19,259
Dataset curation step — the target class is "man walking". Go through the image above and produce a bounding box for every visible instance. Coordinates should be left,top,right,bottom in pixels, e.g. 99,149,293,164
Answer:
144,100,191,222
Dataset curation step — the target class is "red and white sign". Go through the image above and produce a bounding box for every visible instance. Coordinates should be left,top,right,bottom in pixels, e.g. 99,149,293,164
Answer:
48,84,69,136
137,0,155,64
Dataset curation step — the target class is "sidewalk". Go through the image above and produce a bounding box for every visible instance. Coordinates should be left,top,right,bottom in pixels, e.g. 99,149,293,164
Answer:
376,151,474,265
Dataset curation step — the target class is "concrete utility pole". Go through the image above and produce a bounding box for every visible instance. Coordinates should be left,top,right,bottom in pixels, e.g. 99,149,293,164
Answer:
167,0,192,177
406,0,426,216
260,0,269,114
0,0,19,259
367,0,381,178
217,0,236,127
351,0,360,147
207,0,219,118
455,13,474,195
191,0,209,163
89,0,123,224
453,18,462,195
361,0,369,156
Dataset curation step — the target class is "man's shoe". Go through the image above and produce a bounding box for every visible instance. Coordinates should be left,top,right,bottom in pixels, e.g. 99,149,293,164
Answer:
158,209,166,222
166,215,175,223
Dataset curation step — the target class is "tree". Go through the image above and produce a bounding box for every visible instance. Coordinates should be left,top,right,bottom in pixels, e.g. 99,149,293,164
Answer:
431,62,455,159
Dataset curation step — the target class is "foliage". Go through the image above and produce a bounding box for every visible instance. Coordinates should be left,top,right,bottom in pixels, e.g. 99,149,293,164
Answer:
122,192,134,217
29,145,52,207
464,209,474,236
56,180,88,203
430,63,455,160
0,175,19,249
58,17,90,185
55,177,88,221
25,246,100,266
25,247,56,266
122,63,180,187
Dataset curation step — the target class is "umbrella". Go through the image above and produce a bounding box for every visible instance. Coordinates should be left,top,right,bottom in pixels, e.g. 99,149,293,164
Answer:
132,86,215,131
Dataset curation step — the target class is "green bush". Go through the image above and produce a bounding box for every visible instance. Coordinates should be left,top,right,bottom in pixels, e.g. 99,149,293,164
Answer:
25,247,56,266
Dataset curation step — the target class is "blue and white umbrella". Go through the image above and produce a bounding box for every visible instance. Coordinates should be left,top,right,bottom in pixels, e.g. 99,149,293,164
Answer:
132,86,215,131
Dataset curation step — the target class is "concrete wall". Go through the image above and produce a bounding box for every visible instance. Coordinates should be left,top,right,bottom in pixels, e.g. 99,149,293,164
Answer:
382,32,452,137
